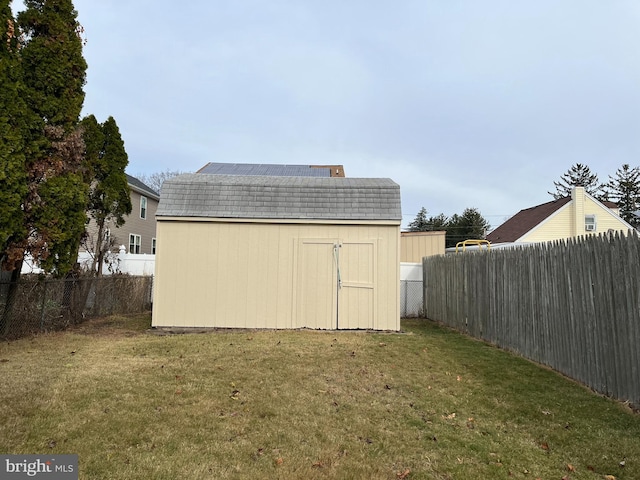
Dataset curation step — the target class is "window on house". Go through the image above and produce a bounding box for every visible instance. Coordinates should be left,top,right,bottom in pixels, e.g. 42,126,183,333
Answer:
140,196,147,219
152,238,156,255
104,229,111,242
585,214,597,232
129,234,141,254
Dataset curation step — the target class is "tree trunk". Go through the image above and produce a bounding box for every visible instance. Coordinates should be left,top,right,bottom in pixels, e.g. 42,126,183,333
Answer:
93,219,105,277
1,262,22,337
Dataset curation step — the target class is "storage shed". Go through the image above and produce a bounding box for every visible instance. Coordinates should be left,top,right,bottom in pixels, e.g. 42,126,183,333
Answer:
152,174,402,331
400,231,446,262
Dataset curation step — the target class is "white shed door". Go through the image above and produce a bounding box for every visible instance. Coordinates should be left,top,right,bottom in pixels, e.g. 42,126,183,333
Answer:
296,239,376,329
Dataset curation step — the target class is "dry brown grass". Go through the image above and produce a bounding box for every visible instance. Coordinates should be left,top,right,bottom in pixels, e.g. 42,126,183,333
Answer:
0,315,638,479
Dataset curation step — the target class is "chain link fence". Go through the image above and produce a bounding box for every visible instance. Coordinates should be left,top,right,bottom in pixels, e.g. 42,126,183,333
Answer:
0,275,153,340
3,275,423,336
400,279,423,318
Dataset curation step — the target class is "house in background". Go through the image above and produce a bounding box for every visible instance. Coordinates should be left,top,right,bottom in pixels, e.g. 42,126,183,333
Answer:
487,187,634,245
22,174,160,275
152,174,401,331
81,174,159,257
123,174,160,254
197,162,345,177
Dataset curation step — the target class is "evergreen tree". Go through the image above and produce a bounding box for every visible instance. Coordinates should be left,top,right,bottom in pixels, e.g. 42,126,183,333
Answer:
19,0,86,129
0,1,27,272
11,0,89,276
426,213,449,231
408,209,450,232
445,208,490,248
81,115,132,275
445,213,463,247
30,126,88,274
604,164,640,228
407,207,430,231
458,207,491,238
549,163,604,200
408,206,489,248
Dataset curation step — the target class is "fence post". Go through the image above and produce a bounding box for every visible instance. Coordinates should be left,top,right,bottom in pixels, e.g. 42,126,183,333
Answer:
40,279,48,331
403,280,408,317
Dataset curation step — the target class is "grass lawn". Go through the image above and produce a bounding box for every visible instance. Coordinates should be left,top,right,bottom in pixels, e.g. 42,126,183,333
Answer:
0,315,638,480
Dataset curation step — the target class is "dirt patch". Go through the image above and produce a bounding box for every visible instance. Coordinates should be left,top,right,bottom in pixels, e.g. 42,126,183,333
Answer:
68,313,151,336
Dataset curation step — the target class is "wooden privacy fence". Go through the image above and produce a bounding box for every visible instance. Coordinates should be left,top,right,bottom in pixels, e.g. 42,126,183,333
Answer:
423,232,640,408
0,275,153,340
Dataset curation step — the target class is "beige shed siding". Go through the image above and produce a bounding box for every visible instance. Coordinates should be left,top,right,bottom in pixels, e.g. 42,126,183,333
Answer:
295,238,338,329
400,231,446,262
152,220,400,331
337,239,377,329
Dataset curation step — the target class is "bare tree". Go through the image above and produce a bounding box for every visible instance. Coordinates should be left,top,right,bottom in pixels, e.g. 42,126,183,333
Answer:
135,170,187,193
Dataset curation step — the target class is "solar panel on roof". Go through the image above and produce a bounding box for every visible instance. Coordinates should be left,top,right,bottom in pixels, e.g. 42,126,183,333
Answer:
198,163,330,177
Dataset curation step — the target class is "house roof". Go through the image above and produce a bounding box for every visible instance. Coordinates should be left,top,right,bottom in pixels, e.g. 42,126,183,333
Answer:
486,197,571,243
197,162,345,177
157,174,401,221
126,174,160,200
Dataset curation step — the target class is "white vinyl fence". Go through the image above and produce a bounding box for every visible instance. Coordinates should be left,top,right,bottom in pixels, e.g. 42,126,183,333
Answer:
77,246,155,276
20,246,156,276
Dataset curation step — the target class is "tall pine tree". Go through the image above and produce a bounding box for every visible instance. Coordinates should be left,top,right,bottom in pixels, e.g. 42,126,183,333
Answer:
408,208,450,232
12,0,89,276
427,213,449,231
0,1,27,275
549,163,604,200
605,164,640,228
407,206,489,248
81,115,132,276
407,207,430,231
446,208,490,248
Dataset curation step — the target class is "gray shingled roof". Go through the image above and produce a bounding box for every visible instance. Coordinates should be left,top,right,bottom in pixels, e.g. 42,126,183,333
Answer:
157,174,401,221
126,174,160,199
198,163,331,177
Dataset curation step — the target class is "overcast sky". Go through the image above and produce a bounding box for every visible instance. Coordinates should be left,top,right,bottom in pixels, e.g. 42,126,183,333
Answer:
39,1,640,229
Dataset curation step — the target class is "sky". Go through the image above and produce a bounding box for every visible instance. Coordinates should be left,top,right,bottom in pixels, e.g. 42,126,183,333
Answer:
22,1,640,229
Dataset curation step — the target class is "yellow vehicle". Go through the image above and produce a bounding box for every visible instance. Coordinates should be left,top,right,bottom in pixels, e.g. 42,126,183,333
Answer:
455,239,491,253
